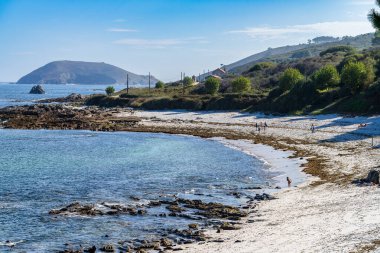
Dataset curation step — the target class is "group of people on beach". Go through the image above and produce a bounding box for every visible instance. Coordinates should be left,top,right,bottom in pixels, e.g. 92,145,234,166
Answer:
254,121,268,133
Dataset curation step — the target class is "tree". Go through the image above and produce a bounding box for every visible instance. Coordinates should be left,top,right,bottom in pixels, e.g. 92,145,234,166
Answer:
313,65,340,89
231,76,251,93
105,86,115,96
279,68,304,91
204,77,220,95
155,81,165,89
312,36,339,44
183,76,194,86
341,61,370,94
372,31,380,46
368,0,380,30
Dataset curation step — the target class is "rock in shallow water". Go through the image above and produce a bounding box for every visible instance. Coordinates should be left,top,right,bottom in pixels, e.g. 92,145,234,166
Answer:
29,85,45,94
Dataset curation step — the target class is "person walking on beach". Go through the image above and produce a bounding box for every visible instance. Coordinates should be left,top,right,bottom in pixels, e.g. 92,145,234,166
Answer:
286,177,292,187
255,122,258,131
310,124,315,133
264,121,268,132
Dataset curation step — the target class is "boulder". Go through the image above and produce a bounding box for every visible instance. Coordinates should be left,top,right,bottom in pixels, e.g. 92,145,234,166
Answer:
160,238,173,247
100,244,115,252
29,85,45,94
66,93,84,102
366,170,379,184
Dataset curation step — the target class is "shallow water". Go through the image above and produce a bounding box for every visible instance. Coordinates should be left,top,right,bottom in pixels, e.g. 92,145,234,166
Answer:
0,129,276,252
0,83,127,108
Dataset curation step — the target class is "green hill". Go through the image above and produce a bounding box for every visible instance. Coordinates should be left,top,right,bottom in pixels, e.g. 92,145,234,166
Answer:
227,33,374,74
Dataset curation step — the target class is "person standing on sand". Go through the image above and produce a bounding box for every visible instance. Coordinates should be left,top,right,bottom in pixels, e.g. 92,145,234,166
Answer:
311,124,315,133
255,122,258,131
286,177,292,187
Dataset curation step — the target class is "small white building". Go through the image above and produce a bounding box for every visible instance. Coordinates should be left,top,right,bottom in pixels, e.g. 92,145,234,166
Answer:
198,68,227,82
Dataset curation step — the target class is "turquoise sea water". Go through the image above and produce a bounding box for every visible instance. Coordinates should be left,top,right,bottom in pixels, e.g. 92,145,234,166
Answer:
0,129,274,252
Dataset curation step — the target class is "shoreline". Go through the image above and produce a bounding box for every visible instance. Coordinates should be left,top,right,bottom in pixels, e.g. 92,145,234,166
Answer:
1,105,380,252
211,137,312,189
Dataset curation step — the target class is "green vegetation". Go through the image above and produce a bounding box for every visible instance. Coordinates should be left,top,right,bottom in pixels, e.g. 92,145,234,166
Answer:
183,76,194,86
231,76,251,93
230,33,374,75
368,0,380,30
86,43,380,115
341,61,372,94
291,49,312,59
313,64,340,89
319,46,355,56
105,86,115,96
248,62,276,72
279,68,304,91
204,77,221,95
372,31,380,46
155,81,165,89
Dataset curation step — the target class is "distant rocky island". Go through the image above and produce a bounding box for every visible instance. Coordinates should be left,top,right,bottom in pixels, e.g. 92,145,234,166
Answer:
17,60,159,86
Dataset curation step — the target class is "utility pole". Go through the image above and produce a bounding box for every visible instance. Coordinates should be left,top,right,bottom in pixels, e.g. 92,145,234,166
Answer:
183,72,185,95
148,72,151,94
126,74,129,94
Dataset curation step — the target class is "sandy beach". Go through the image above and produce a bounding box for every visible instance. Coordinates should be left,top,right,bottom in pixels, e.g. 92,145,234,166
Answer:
118,110,380,253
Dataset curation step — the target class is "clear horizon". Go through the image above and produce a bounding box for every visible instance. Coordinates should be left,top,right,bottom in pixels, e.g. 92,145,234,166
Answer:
0,0,377,82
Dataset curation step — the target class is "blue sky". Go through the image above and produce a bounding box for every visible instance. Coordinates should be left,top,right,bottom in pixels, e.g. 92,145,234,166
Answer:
0,0,377,82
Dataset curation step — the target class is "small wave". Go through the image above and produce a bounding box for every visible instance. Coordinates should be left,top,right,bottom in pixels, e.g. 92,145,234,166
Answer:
0,240,24,247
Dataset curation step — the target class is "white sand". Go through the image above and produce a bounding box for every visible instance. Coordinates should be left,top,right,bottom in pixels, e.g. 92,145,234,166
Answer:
120,110,380,252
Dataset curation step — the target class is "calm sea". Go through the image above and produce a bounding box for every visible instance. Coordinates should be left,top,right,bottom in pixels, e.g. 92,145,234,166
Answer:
0,83,127,108
0,83,275,252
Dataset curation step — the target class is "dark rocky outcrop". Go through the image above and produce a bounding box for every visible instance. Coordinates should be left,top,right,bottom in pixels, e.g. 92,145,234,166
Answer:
29,85,45,94
366,170,379,184
38,93,86,103
0,104,140,131
352,169,380,185
49,202,147,216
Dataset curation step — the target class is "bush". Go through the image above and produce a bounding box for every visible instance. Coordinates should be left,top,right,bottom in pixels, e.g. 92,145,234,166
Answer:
183,76,194,86
105,86,115,96
155,81,165,89
204,77,221,95
337,54,365,72
279,68,304,91
320,46,355,57
248,62,276,72
231,76,251,93
291,49,312,59
313,64,340,89
341,61,370,94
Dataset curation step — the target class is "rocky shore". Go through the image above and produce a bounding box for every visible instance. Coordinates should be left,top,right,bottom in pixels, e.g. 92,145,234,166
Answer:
0,104,139,131
50,194,273,253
